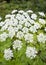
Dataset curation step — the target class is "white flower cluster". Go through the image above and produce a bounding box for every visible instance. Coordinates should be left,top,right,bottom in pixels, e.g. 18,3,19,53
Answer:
38,12,45,17
31,13,37,20
0,32,8,42
4,48,13,60
39,18,46,25
44,27,46,31
26,46,37,59
13,40,23,50
24,33,33,43
37,33,46,43
0,10,46,60
16,31,24,39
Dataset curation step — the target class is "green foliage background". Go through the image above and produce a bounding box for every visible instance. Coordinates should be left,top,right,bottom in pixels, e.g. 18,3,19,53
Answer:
0,0,46,17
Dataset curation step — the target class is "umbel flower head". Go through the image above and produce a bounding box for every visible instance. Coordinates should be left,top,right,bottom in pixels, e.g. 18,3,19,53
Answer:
26,46,37,59
38,12,45,17
37,33,46,43
24,33,33,43
31,13,37,20
4,48,13,60
13,40,23,50
0,9,46,61
0,32,8,42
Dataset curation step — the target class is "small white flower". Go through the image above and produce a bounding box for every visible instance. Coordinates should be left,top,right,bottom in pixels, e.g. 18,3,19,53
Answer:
19,20,25,25
26,46,37,59
22,27,29,33
8,26,15,39
10,15,15,19
37,33,45,43
1,23,8,31
16,14,21,20
18,10,24,14
44,35,46,41
38,12,45,17
39,18,46,25
4,19,10,23
24,33,33,43
26,10,33,13
34,22,41,29
29,26,37,33
0,21,5,27
25,22,31,27
0,32,8,42
11,10,17,14
29,19,35,24
4,48,13,60
44,27,46,31
12,19,18,26
5,14,15,19
14,27,19,33
23,12,30,20
31,14,37,20
8,30,15,39
5,14,11,18
7,26,13,32
23,12,29,18
26,15,31,21
17,24,22,30
16,31,24,39
13,40,22,50
16,14,25,21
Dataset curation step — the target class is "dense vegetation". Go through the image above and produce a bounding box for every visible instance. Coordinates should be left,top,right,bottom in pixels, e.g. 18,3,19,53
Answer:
0,0,46,18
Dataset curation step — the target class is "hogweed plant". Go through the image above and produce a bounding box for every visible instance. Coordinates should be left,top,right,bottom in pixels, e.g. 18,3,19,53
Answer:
0,9,46,65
